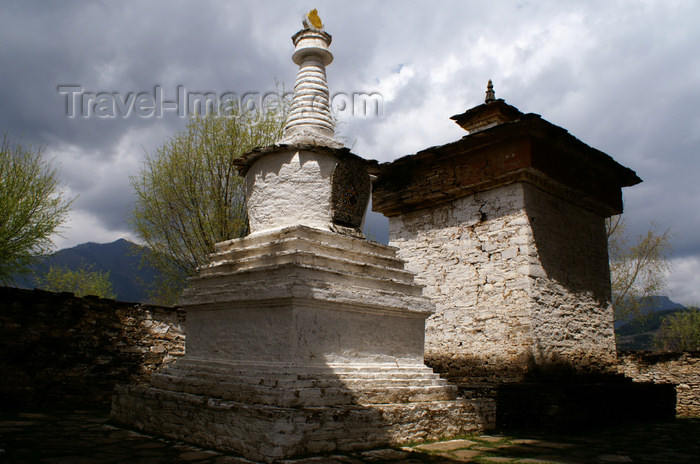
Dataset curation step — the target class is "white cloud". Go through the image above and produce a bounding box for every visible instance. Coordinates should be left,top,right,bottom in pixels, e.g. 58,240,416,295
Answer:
667,256,700,306
51,209,136,250
375,64,416,103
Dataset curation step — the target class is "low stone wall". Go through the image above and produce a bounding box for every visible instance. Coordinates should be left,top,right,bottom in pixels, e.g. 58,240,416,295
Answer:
0,286,185,409
618,351,700,417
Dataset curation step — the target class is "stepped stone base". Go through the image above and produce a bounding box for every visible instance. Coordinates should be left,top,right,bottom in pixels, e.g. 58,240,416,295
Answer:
112,226,495,461
113,383,493,463
113,358,495,462
147,359,461,406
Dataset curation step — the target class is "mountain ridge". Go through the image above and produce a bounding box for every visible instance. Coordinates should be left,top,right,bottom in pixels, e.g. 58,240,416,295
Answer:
12,238,159,303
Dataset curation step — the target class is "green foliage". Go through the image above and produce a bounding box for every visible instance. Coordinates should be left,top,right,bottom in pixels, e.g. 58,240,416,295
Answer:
131,103,287,305
615,306,687,351
0,135,72,284
655,308,700,352
35,264,116,299
607,215,672,323
616,307,681,336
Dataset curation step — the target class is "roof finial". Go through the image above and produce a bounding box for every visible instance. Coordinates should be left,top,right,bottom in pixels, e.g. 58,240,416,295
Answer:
302,9,324,30
485,79,495,103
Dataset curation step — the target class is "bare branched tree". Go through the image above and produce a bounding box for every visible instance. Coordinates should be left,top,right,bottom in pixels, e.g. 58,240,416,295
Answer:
606,215,672,322
131,103,288,304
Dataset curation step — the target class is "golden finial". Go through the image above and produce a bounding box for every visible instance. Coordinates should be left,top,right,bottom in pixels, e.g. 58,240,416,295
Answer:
302,9,323,29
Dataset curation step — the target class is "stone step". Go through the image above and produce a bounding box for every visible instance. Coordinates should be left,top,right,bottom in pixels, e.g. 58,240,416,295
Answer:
184,263,428,304
156,368,450,390
150,373,457,407
170,359,445,378
193,261,423,295
113,383,491,463
162,371,447,388
211,234,404,270
158,362,450,382
339,377,452,388
200,248,415,284
214,225,400,261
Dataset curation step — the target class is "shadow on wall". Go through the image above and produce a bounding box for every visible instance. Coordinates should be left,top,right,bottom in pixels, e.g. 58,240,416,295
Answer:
618,350,700,417
524,184,611,302
426,350,676,431
523,183,617,369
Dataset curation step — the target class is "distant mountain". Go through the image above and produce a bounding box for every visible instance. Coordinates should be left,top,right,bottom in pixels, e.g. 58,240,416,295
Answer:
11,239,161,303
614,295,685,324
615,296,690,351
631,295,686,313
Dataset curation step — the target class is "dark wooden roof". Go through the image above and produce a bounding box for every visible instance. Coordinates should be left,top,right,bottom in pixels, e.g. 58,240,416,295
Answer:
373,108,641,217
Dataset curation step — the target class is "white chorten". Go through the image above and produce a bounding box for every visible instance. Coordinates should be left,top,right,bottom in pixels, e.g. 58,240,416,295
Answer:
112,12,492,462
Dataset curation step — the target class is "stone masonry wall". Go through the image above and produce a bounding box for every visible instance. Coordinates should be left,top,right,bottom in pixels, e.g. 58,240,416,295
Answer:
390,182,533,383
0,286,185,408
389,182,616,384
524,182,617,371
618,351,700,416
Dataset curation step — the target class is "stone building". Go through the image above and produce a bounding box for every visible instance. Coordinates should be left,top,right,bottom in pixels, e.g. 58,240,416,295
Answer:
372,82,642,386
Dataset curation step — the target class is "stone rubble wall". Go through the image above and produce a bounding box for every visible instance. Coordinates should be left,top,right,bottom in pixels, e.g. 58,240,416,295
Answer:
0,286,185,408
618,351,700,417
389,182,616,384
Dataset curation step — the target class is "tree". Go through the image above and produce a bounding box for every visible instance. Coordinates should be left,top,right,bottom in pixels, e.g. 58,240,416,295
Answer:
0,135,72,284
606,215,672,323
655,307,700,352
35,264,116,299
131,104,287,304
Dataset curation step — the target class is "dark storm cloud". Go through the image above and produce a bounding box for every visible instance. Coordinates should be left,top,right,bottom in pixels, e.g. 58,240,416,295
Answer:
0,0,296,244
1,0,699,301
0,0,289,152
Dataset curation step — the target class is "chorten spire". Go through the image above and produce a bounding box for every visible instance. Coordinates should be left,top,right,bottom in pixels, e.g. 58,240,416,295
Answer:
485,79,496,103
281,9,342,148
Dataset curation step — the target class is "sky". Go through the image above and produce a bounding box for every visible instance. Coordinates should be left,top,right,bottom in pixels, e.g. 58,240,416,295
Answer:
1,1,699,304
